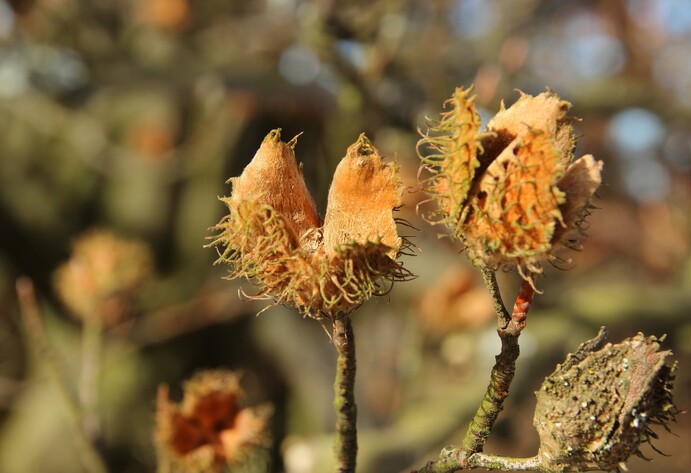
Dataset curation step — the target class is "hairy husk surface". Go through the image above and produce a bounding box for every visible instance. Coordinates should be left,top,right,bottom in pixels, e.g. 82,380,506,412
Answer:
210,130,411,319
418,87,603,283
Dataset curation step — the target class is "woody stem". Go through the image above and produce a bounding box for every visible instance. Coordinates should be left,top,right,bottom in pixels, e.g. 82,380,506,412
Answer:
459,271,534,465
332,317,358,473
417,450,546,473
414,269,535,472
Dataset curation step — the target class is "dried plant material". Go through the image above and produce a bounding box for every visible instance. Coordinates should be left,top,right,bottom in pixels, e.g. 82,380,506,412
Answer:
228,129,320,244
155,370,271,473
54,230,153,327
213,200,299,303
210,130,411,320
418,87,602,283
464,130,566,275
323,134,403,257
137,0,190,30
486,91,575,160
418,87,482,226
414,265,494,337
534,329,677,472
127,119,176,162
553,155,603,248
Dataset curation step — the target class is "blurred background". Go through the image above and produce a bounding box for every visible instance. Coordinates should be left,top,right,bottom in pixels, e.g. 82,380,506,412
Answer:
0,0,689,472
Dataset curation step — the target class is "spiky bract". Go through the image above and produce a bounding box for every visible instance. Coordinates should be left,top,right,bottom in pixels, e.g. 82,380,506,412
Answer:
210,130,411,320
418,87,482,226
418,87,603,282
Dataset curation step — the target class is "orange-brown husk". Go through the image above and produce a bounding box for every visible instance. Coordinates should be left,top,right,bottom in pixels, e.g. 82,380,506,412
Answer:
323,133,403,257
463,130,566,275
229,129,320,244
210,131,410,319
417,88,602,283
155,370,271,472
53,230,153,326
417,87,482,227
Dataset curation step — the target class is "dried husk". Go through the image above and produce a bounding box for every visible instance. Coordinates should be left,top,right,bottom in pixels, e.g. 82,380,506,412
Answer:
414,265,494,336
485,91,575,159
210,130,410,320
155,370,271,473
552,155,603,249
464,130,566,275
418,87,602,282
228,129,319,244
418,87,482,227
54,230,153,326
534,329,677,472
323,134,403,257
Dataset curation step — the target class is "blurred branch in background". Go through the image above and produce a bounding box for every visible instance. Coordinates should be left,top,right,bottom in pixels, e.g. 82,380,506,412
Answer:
16,277,108,473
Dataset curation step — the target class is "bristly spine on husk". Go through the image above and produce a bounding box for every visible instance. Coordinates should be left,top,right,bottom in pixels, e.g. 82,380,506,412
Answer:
418,86,603,286
417,87,483,228
463,129,567,280
209,130,413,320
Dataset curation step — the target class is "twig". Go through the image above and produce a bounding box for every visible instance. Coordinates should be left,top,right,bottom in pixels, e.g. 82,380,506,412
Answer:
332,317,358,473
469,453,544,471
480,267,510,321
415,269,535,472
460,271,534,462
416,449,545,473
16,277,109,473
122,285,253,347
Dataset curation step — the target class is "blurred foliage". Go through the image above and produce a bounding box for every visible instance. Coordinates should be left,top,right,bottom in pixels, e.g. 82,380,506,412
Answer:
0,0,689,472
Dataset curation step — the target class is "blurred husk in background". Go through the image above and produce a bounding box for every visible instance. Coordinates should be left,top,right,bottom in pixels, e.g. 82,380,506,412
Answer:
0,0,690,472
54,230,153,327
155,369,272,473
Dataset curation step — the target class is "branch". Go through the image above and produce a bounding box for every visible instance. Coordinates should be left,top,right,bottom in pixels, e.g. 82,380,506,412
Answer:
415,270,535,472
480,267,511,322
16,277,109,473
417,449,545,472
468,453,544,471
460,272,533,462
332,317,358,473
80,318,103,441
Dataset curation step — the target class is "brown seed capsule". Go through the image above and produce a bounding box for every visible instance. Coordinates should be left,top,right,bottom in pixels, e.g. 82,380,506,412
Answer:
418,87,602,283
53,230,153,327
533,329,677,472
210,130,411,320
155,370,271,473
